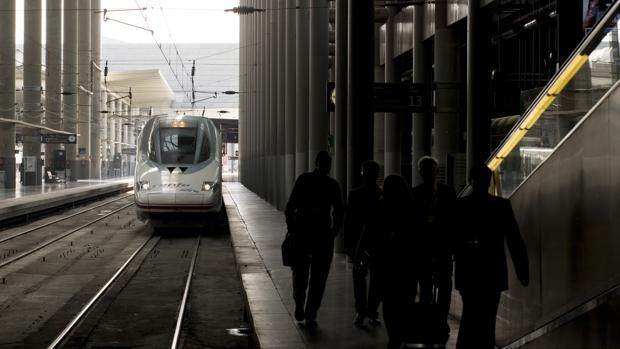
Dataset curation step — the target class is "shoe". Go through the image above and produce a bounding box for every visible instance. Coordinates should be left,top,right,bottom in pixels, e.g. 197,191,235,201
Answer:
368,317,382,327
294,307,305,322
305,318,318,329
353,313,365,327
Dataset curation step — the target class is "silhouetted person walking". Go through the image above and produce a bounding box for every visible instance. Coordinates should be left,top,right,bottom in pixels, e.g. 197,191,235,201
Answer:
366,174,417,349
454,164,529,349
411,156,456,341
344,160,382,327
285,151,344,328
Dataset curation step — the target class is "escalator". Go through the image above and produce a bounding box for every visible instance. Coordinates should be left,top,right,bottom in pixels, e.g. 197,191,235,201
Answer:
484,2,620,348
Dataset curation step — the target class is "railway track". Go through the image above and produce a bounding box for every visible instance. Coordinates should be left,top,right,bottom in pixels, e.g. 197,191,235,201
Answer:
0,194,135,270
0,198,251,349
46,234,203,349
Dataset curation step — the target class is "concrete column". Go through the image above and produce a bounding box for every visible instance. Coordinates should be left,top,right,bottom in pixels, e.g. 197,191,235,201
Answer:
63,0,78,181
261,0,268,197
335,0,347,196
255,0,262,196
252,0,259,193
277,0,286,208
108,98,116,177
347,0,374,190
45,0,62,173
384,6,401,177
115,101,121,158
90,0,102,179
433,0,459,177
239,1,245,183
23,0,43,186
76,0,92,179
122,104,128,176
249,0,255,192
0,0,16,189
285,1,297,201
309,0,329,168
128,107,134,176
296,0,310,177
412,4,431,186
269,0,278,202
466,0,491,179
374,23,385,170
100,91,108,177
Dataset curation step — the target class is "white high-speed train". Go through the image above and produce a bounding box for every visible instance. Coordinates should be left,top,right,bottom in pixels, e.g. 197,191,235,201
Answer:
134,115,222,226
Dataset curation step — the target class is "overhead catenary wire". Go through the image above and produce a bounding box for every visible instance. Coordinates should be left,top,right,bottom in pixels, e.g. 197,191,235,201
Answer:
132,0,193,103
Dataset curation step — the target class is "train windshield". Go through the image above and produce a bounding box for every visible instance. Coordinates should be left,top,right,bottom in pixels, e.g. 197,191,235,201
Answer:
141,117,214,165
159,127,198,164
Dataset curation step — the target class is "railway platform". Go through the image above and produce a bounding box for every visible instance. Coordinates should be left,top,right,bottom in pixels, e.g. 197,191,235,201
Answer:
0,178,133,223
224,182,459,349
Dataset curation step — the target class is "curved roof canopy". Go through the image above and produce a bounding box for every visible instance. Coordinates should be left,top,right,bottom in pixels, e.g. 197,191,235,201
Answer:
106,69,175,108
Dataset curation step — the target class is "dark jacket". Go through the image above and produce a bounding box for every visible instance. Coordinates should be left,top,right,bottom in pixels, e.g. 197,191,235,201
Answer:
285,170,344,240
454,193,529,292
365,198,418,275
344,183,382,258
411,183,456,257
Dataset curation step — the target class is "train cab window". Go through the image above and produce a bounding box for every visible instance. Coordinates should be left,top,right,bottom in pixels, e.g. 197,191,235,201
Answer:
159,127,197,164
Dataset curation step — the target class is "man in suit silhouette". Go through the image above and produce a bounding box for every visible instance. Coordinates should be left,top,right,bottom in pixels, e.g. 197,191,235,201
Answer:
285,151,344,328
411,156,456,341
344,160,383,327
454,164,529,349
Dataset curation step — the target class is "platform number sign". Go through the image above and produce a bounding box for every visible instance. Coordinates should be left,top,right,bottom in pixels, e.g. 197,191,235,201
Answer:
373,83,433,113
40,133,77,144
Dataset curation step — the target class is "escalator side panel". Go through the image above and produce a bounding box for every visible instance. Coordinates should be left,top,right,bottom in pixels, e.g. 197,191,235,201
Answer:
495,87,620,347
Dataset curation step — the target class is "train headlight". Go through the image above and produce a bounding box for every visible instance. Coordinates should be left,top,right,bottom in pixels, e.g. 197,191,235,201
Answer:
202,181,218,191
139,181,150,191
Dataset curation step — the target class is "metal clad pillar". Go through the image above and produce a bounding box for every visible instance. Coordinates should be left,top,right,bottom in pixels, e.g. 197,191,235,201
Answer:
374,23,385,171
296,0,309,177
0,0,16,188
239,0,245,183
412,4,430,186
91,0,102,179
433,0,459,178
77,0,92,179
285,1,297,202
23,0,43,185
335,0,347,197
347,0,374,189
309,0,329,168
466,0,490,179
45,0,62,174
384,6,401,177
63,0,78,181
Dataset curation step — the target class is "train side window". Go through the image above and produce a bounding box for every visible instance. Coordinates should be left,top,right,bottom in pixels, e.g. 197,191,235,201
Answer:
197,122,211,163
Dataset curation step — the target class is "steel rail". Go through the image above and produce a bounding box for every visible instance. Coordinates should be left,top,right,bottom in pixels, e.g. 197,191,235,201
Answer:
0,202,135,269
0,194,133,244
46,234,158,349
171,235,201,349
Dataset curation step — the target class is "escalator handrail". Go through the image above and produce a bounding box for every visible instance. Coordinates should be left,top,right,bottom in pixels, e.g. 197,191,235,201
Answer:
486,0,620,172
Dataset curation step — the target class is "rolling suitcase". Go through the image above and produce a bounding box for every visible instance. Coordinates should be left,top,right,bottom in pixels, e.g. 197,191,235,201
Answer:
403,285,448,348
